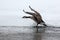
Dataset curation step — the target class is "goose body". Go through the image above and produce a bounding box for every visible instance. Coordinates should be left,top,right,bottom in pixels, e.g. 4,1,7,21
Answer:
22,6,47,26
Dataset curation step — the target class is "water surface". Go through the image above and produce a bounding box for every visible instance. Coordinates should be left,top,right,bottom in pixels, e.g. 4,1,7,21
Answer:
0,26,60,40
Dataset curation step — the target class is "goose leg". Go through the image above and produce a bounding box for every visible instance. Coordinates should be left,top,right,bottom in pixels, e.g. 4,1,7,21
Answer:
36,24,38,33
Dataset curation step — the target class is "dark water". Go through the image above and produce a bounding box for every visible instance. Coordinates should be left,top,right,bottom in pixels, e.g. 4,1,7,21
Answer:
0,26,60,40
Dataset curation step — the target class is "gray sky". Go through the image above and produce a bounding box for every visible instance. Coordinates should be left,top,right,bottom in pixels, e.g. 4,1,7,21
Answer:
0,0,60,26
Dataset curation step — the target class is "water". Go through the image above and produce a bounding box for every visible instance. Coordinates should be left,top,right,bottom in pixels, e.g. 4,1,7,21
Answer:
0,26,60,40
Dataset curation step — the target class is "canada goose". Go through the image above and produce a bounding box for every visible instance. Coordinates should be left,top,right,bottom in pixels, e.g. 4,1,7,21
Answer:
22,6,47,27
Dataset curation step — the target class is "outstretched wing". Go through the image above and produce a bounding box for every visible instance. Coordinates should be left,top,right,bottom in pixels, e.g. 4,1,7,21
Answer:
22,16,32,18
23,10,35,15
29,6,40,15
22,16,38,23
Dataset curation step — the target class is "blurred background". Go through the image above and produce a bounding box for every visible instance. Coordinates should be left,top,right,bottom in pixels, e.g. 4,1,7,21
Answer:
0,0,60,26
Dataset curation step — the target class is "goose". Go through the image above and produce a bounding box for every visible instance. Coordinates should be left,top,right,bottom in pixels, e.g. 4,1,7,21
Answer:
22,6,47,27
